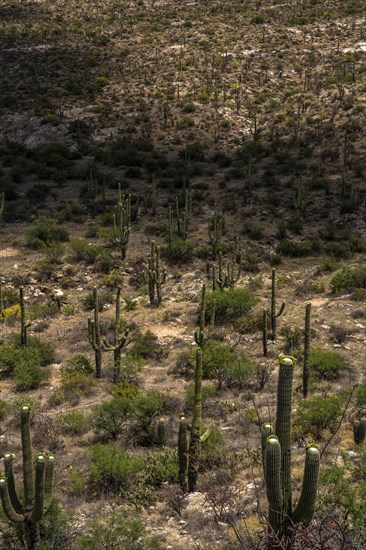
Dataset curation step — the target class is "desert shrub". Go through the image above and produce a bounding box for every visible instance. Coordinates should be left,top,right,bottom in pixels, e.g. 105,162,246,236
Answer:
131,391,166,445
201,426,225,469
356,381,366,406
65,354,93,374
278,239,319,257
242,220,264,240
128,330,162,360
163,238,194,263
0,399,9,420
310,348,347,381
281,325,303,354
57,410,90,435
136,448,178,492
331,265,366,295
205,288,258,323
26,217,69,249
241,252,261,272
59,368,96,400
318,459,366,529
93,396,133,440
0,339,53,390
73,508,162,550
89,443,143,494
295,394,344,438
69,238,100,263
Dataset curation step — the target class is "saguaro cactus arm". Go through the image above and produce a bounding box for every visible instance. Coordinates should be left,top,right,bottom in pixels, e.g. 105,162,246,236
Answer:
292,445,320,525
0,478,25,523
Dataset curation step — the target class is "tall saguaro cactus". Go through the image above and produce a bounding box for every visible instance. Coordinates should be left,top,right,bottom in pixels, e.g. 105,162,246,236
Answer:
303,303,311,398
178,414,188,490
187,348,213,492
143,242,167,307
270,269,285,342
113,186,131,260
102,287,129,383
208,205,223,260
263,356,320,547
0,405,55,550
88,286,102,378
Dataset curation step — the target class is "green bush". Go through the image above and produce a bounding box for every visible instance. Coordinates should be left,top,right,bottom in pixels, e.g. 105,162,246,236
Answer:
89,443,143,494
331,265,366,295
310,348,347,381
65,354,93,374
57,410,90,435
0,339,53,391
205,288,258,323
295,394,344,438
186,383,217,409
0,398,9,420
278,239,319,257
70,238,100,263
26,217,69,249
164,237,194,263
59,368,96,400
128,330,162,360
131,391,165,444
93,396,133,440
356,380,366,406
74,508,163,550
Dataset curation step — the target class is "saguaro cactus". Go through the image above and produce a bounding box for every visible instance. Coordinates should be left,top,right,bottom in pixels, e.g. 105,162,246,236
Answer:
187,348,213,492
0,405,55,550
263,356,320,547
88,287,102,378
113,186,131,260
270,269,285,341
102,287,129,383
262,308,268,357
303,303,311,398
353,418,366,445
178,414,188,490
19,286,32,346
143,242,167,307
208,205,223,260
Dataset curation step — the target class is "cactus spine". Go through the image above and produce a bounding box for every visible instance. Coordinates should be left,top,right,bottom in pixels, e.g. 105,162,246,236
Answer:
264,356,320,546
113,186,131,260
353,418,366,445
270,269,285,341
102,287,129,384
20,286,31,346
303,303,311,398
0,405,55,550
88,287,102,378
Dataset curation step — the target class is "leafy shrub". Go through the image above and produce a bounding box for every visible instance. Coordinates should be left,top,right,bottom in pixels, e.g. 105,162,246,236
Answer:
65,354,93,374
331,265,366,295
0,399,9,420
93,396,133,440
26,217,69,249
278,239,319,257
242,221,264,240
82,289,113,311
0,338,53,390
205,288,258,323
164,238,194,263
13,354,50,391
58,368,96,401
131,391,166,445
74,508,162,550
69,238,100,263
57,410,90,435
295,395,344,438
128,330,162,360
186,383,217,410
89,443,143,494
310,348,347,381
356,381,366,407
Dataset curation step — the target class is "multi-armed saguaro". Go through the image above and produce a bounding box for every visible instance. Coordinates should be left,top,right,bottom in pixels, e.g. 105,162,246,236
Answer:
263,356,320,548
0,405,55,550
143,241,167,307
102,286,129,384
113,185,131,260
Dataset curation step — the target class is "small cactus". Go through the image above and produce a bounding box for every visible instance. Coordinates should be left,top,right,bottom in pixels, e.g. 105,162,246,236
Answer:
113,185,131,260
19,286,32,346
353,418,366,445
143,242,167,307
269,269,285,342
